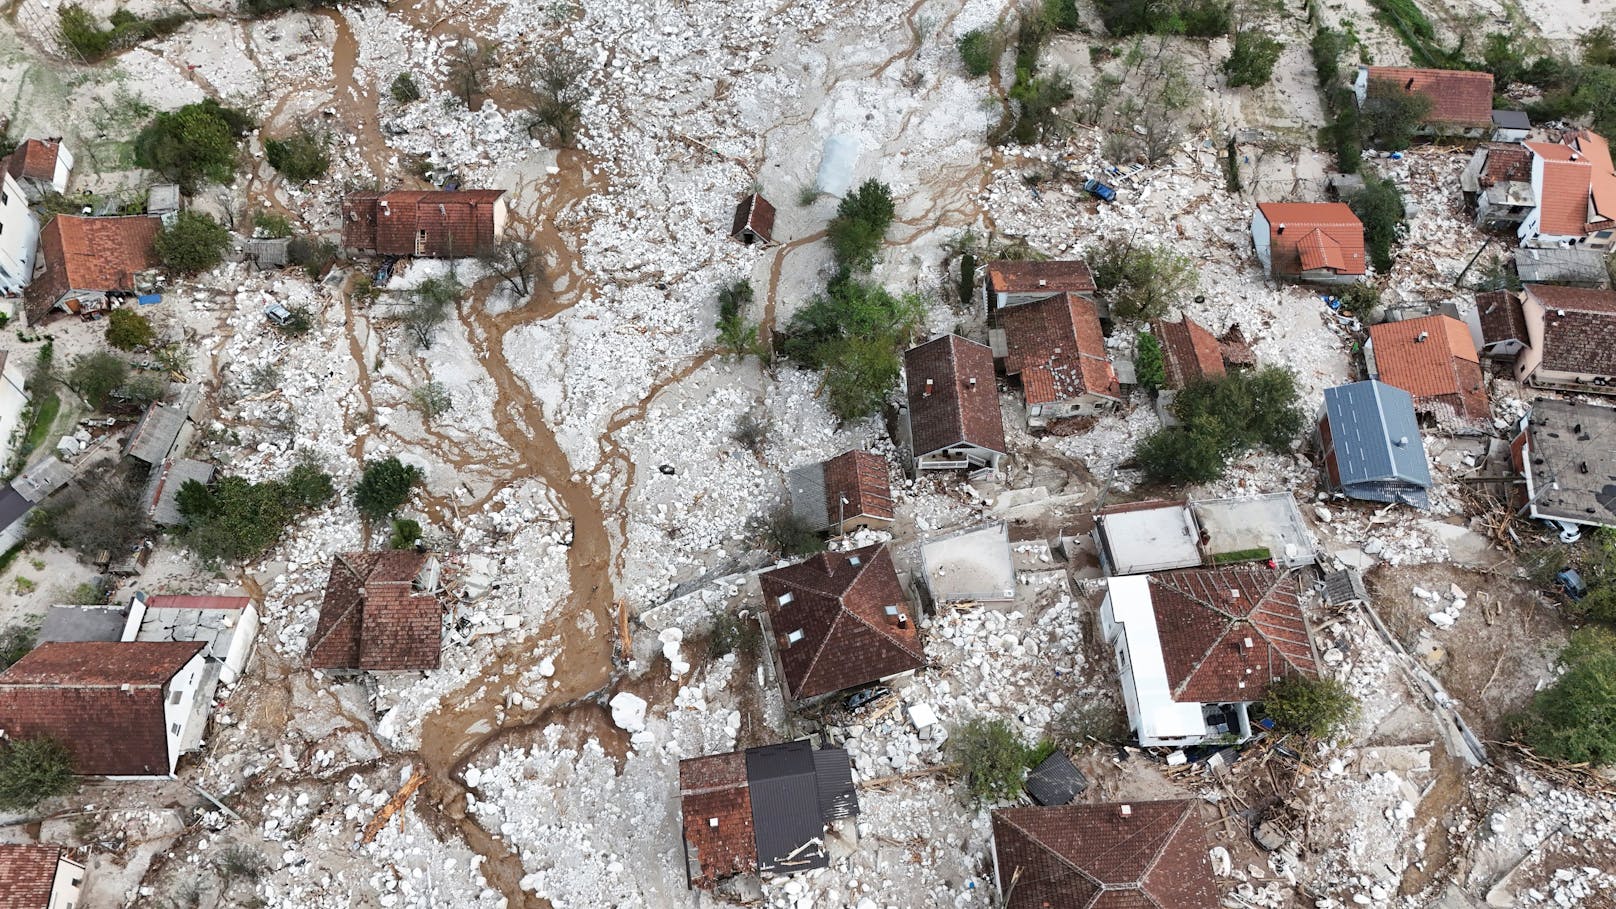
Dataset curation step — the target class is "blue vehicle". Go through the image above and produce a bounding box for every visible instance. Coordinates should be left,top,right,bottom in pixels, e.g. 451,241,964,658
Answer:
1084,178,1117,202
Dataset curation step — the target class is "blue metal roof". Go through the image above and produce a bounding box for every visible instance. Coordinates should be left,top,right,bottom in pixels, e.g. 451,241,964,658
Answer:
1323,380,1432,491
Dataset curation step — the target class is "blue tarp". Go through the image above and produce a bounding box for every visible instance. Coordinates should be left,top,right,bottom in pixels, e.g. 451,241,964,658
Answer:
138,294,162,305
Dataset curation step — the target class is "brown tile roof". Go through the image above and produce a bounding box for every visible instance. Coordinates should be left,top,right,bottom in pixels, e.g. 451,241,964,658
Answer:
1525,284,1616,377
1365,67,1495,129
1527,142,1595,237
307,551,442,671
341,189,505,257
4,139,61,184
0,845,65,909
730,193,776,243
759,544,925,700
1257,203,1365,277
1568,130,1616,221
821,450,894,525
23,215,161,323
986,260,1096,297
1147,568,1316,704
1477,291,1528,349
992,800,1215,909
1479,144,1532,187
0,641,203,776
1152,317,1225,388
678,751,755,887
1218,324,1256,367
999,293,1121,406
904,334,1006,459
1369,315,1489,425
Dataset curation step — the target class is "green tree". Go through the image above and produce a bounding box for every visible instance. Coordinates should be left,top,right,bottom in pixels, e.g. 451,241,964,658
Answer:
824,334,903,421
766,506,824,557
66,351,130,410
526,45,590,146
401,276,461,348
390,72,422,103
175,461,333,564
716,279,761,358
154,211,232,276
253,211,295,239
1511,627,1616,765
1135,426,1226,484
389,518,423,549
0,624,37,670
133,99,253,191
1134,366,1305,485
352,457,423,523
1087,237,1196,320
826,180,896,274
780,279,922,368
264,130,329,183
948,717,1030,804
106,309,155,350
1360,78,1434,150
1224,30,1282,88
1311,28,1349,87
957,29,997,77
1262,675,1360,741
448,40,497,108
1349,174,1406,273
283,459,337,508
1135,331,1165,389
0,737,76,811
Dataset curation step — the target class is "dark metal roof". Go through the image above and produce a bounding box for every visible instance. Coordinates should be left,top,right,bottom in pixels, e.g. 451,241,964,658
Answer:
1322,569,1369,606
1025,750,1088,806
0,485,29,534
1322,380,1432,503
1492,109,1530,129
811,745,860,821
745,741,829,875
40,605,127,643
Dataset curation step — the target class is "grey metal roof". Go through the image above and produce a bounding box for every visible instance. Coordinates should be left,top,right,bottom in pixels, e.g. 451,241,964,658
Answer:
13,458,71,503
1522,397,1616,527
40,605,127,643
0,486,29,535
811,746,859,822
786,462,830,531
125,402,186,465
147,184,181,214
245,237,291,270
745,741,830,875
1515,247,1610,288
1025,750,1088,806
1322,380,1432,492
1322,569,1369,606
150,458,214,526
1492,109,1530,129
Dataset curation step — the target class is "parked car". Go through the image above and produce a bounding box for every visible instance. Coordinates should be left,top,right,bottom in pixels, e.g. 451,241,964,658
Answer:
1555,568,1588,601
1083,178,1117,203
1541,518,1582,544
264,302,295,327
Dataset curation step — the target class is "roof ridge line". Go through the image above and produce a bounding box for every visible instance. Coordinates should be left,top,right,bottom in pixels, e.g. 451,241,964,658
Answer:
1002,812,1106,891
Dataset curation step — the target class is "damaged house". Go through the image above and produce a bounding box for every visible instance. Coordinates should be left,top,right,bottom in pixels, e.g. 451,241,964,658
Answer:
994,292,1122,428
1,137,73,201
758,543,925,703
23,214,161,324
1512,397,1616,533
306,550,445,672
1365,314,1490,430
341,189,508,258
1316,380,1433,509
678,739,859,889
1512,284,1616,394
1152,316,1227,388
1251,202,1366,284
786,449,894,536
983,259,1095,311
902,334,1005,473
0,168,39,297
0,844,86,909
1517,132,1616,251
1462,143,1536,231
1101,568,1317,748
1353,66,1495,139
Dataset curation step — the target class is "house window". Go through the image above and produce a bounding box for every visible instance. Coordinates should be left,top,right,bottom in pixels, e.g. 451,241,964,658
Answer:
1598,231,1614,239
786,629,805,645
848,556,861,566
170,723,181,735
170,690,182,705
777,591,794,606
884,605,899,616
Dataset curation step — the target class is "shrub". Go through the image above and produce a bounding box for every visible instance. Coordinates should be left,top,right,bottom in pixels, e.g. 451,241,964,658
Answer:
448,40,497,108
957,251,977,308
1262,675,1359,741
1134,366,1305,484
826,180,896,274
401,276,461,348
282,459,336,508
59,4,188,62
716,279,761,358
253,210,294,239
176,464,332,565
27,474,148,557
1087,237,1196,320
133,99,253,191
708,609,758,658
1097,0,1228,37
0,623,37,670
1349,174,1406,273
265,131,329,183
155,211,232,276
824,333,904,421
526,46,589,146
1511,627,1616,765
1040,0,1080,31
948,717,1029,804
412,381,453,419
389,518,423,549
66,351,130,410
767,506,824,557
958,29,996,77
1136,426,1226,484
1311,27,1349,87
1224,30,1282,88
0,737,76,811
352,457,423,523
287,236,337,278
1360,78,1434,150
390,72,422,103
106,309,155,350
731,411,769,455
1135,331,1165,389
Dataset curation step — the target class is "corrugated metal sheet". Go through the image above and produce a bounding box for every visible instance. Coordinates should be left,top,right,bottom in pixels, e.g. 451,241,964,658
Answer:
786,462,829,531
745,741,829,875
811,746,859,821
1025,750,1088,806
1322,381,1432,491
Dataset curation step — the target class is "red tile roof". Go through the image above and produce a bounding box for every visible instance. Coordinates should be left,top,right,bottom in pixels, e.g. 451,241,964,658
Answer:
1479,144,1532,187
678,751,756,888
1568,130,1616,222
730,193,776,243
1526,142,1595,237
0,641,203,776
1147,568,1316,704
992,800,1215,909
0,845,65,909
23,215,161,323
1365,67,1495,129
1152,317,1226,388
341,189,505,257
999,293,1121,406
1257,203,1365,277
1369,315,1489,425
1524,284,1616,377
821,450,894,525
904,334,1006,459
986,260,1096,297
759,544,925,701
307,551,442,671
4,138,61,184
1477,291,1527,349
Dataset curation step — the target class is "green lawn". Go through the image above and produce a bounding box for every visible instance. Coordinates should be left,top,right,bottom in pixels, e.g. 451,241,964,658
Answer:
19,391,61,460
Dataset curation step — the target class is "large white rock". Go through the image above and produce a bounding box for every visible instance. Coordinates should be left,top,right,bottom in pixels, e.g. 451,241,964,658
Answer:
609,691,648,733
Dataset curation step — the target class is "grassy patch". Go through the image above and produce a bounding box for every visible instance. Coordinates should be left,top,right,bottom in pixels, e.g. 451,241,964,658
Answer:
1209,546,1272,564
20,392,61,459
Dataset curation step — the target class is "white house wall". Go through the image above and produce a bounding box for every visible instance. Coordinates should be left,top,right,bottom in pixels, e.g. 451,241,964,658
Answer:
0,171,40,295
1101,577,1208,747
49,855,85,909
162,650,209,775
0,353,30,468
1251,209,1272,274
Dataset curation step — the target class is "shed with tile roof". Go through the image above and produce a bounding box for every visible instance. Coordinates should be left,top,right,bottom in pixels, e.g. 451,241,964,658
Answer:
1252,203,1365,283
341,189,507,258
730,192,776,245
787,449,894,535
306,551,444,671
1152,316,1226,388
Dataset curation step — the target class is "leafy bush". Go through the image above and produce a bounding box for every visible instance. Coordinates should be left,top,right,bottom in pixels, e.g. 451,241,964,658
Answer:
1262,675,1359,741
1311,27,1350,87
1135,366,1305,484
389,518,423,549
401,276,461,348
1349,174,1406,273
106,309,155,351
66,351,130,410
767,506,824,557
1096,0,1229,37
390,72,422,103
995,14,1074,146
716,278,761,358
253,211,294,239
287,236,337,278
155,211,232,276
352,457,423,523
1087,237,1196,320
1224,30,1282,88
957,29,996,77
1360,78,1434,150
780,278,922,420
59,4,188,62
265,131,329,182
826,180,896,274
133,99,253,191
176,463,335,564
0,623,37,670
825,333,905,421
1040,0,1080,32
412,381,453,419
0,737,76,811
1135,331,1165,389
948,717,1030,804
708,609,759,658
1135,426,1226,484
1511,627,1616,765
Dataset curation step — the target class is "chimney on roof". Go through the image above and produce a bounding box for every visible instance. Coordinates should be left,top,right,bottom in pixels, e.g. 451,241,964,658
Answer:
924,379,934,397
1242,636,1255,650
1277,224,1286,235
379,199,391,217
969,377,978,389
1415,331,1429,343
709,817,719,828
1119,804,1132,817
1405,77,1415,91
1038,278,1047,287
1396,436,1409,447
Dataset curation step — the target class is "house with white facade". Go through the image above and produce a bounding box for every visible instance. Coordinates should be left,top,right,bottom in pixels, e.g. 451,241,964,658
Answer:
1100,568,1317,748
0,349,30,470
1517,132,1616,251
0,169,40,297
2,138,74,200
0,844,86,909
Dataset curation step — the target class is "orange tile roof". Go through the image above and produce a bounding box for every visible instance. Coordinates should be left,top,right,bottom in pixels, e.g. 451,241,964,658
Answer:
1153,317,1226,388
1568,131,1616,222
24,215,162,322
999,292,1120,406
0,845,66,909
1365,67,1495,128
985,260,1096,296
1148,568,1317,704
3,138,61,184
1526,141,1595,237
1369,315,1489,424
1257,203,1365,277
1296,228,1346,272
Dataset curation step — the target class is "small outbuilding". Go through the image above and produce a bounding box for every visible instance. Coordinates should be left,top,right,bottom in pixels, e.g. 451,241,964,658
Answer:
1316,380,1433,508
730,192,776,246
786,449,894,535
